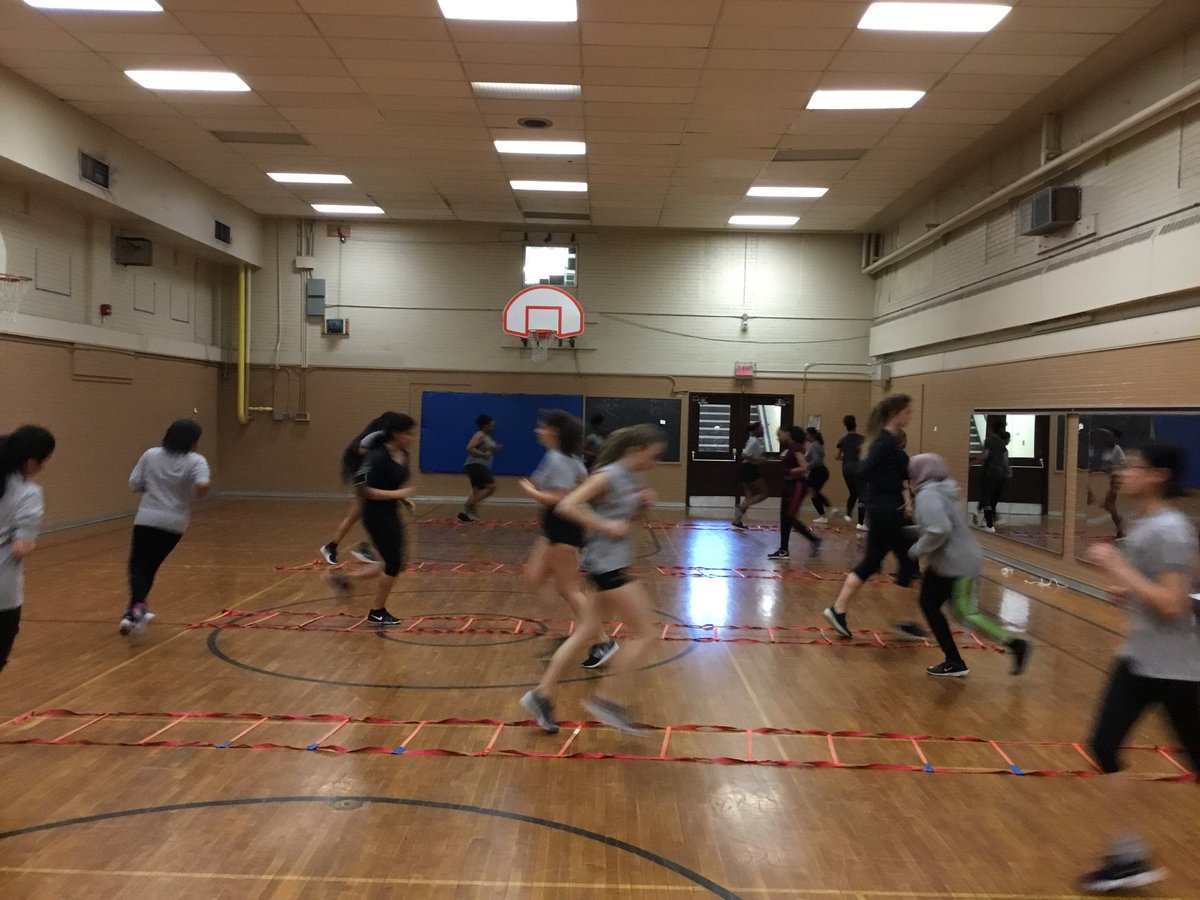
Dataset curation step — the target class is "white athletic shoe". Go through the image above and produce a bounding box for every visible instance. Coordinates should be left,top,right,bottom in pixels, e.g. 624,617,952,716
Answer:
856,523,869,532
131,610,155,636
843,515,853,523
813,516,828,525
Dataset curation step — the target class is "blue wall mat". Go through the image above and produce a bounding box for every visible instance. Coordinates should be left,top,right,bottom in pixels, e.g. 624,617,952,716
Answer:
1151,415,1200,489
419,392,584,475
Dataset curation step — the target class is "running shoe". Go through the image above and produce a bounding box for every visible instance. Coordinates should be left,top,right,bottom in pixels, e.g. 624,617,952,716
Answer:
127,603,155,636
583,698,641,734
766,548,789,560
926,660,969,677
813,516,828,525
367,609,402,626
319,542,338,565
823,607,852,639
856,523,869,532
731,520,748,530
520,690,560,734
581,639,619,669
1010,638,1032,676
894,621,928,640
1078,857,1162,894
809,538,822,559
843,515,853,523
350,542,377,563
118,612,137,636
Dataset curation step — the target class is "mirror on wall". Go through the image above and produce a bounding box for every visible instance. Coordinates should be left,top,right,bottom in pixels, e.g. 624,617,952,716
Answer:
967,412,1067,554
1074,412,1200,560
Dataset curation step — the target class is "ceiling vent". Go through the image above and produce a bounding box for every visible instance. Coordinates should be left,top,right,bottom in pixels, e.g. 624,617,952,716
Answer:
214,221,232,244
212,130,309,145
1019,186,1082,235
772,148,867,162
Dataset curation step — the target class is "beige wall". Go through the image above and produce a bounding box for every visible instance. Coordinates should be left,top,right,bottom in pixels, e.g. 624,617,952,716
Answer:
0,336,220,528
220,366,871,507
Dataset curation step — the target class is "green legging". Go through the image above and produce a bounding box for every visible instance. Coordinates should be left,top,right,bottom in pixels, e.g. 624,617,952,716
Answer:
920,572,1012,664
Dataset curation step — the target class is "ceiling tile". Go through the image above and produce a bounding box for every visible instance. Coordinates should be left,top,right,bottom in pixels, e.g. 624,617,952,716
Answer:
582,45,707,69
719,2,866,29
582,24,713,48
581,0,722,25
454,41,580,66
711,25,849,51
311,15,450,40
174,12,321,36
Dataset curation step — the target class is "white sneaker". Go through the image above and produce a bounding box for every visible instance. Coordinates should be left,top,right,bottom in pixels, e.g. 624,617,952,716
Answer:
984,526,997,533
813,516,828,525
131,610,156,635
843,515,853,523
856,523,869,532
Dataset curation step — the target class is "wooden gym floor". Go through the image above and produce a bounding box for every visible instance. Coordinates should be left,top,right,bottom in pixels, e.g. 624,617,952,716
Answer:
1,498,1197,899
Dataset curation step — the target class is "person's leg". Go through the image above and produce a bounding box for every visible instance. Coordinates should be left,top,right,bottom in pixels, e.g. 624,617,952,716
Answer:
979,473,997,528
326,498,360,551
525,536,550,591
1103,481,1124,537
586,579,655,731
773,490,793,554
950,577,1010,643
1159,678,1200,775
0,607,21,673
918,572,961,665
843,469,858,522
889,519,920,587
733,481,752,523
522,582,603,733
547,542,608,646
831,510,891,615
356,513,404,621
127,526,182,613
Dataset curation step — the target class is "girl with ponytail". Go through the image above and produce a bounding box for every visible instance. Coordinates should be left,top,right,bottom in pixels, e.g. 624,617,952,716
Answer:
0,425,56,673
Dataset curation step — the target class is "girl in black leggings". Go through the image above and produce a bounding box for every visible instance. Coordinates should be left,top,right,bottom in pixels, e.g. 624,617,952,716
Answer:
823,394,918,638
767,426,822,560
1076,442,1200,894
327,412,417,626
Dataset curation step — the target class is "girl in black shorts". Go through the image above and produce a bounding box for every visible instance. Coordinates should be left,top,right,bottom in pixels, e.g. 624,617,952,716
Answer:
326,412,417,625
732,422,770,529
519,410,615,669
319,413,396,565
459,414,500,522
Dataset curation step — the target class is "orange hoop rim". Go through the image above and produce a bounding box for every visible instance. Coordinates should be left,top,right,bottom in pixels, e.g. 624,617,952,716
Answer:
0,273,32,284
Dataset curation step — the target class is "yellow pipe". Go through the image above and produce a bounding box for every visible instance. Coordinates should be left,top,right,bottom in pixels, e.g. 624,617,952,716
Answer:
237,265,248,425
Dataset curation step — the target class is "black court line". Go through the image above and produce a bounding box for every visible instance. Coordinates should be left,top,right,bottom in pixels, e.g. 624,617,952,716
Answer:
207,595,696,690
0,794,740,898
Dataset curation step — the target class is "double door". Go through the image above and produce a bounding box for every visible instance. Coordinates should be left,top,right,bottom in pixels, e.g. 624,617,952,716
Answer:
686,393,793,507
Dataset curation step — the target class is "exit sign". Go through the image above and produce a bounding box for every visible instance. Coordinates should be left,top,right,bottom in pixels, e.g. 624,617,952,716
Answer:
734,362,756,379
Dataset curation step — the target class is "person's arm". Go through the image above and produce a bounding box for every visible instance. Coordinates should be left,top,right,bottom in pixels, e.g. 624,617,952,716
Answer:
129,452,147,493
835,442,844,462
908,495,950,559
519,479,568,507
192,455,211,500
354,456,414,502
1087,543,1193,619
465,432,490,460
556,472,627,538
9,484,45,560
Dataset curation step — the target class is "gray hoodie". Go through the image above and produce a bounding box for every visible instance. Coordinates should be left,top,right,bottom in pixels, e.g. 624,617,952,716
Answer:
908,479,982,579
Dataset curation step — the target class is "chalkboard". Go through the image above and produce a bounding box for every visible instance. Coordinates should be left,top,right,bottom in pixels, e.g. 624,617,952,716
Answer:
583,397,682,463
419,391,584,475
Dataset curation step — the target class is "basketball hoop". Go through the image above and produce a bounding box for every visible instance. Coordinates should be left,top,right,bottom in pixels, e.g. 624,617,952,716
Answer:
530,329,553,362
0,274,32,324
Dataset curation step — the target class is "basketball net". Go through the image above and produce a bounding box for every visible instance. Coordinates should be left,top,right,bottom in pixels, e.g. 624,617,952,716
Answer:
0,274,32,324
530,329,552,362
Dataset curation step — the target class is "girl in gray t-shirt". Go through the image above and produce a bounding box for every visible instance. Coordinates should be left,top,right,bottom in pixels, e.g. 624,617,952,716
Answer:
520,424,665,737
120,419,210,636
0,426,55,674
1078,442,1200,894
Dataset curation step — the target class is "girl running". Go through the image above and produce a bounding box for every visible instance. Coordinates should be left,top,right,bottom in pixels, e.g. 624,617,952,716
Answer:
805,427,832,524
906,453,1031,677
836,414,866,530
120,419,210,635
327,412,417,626
319,413,396,565
0,426,55,673
1078,442,1199,893
823,394,919,638
767,425,822,561
520,424,665,735
1086,427,1126,539
519,409,616,669
974,420,1008,533
732,421,770,529
459,414,500,522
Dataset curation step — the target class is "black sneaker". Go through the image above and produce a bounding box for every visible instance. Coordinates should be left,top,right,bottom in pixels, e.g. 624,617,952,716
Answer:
823,607,851,639
583,697,641,734
581,639,619,669
1078,856,1162,894
809,537,822,559
766,548,789,560
520,690,560,734
457,511,476,523
927,660,969,677
350,543,377,563
319,542,338,565
1009,638,1032,676
894,621,928,640
731,520,748,530
367,609,402,626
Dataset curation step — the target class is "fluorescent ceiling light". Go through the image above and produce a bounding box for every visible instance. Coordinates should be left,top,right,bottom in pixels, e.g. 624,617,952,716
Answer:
747,186,828,199
438,0,576,22
511,180,587,192
24,0,161,8
859,2,1011,33
472,82,581,101
311,204,385,215
495,140,585,156
269,173,352,184
729,215,800,227
125,70,250,92
807,89,925,110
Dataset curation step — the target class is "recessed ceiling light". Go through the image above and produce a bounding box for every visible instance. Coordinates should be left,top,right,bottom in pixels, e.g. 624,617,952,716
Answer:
125,70,250,92
472,82,581,101
729,215,800,227
807,90,925,110
747,187,828,199
495,140,586,155
511,180,588,192
24,0,161,8
311,204,385,215
439,0,577,22
859,2,1011,33
269,173,352,184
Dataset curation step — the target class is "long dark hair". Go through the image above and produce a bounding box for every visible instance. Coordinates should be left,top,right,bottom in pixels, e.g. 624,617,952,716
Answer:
162,419,202,455
866,393,911,438
594,424,664,469
806,427,824,445
0,425,56,500
786,425,806,445
379,412,415,440
541,409,583,456
1135,441,1187,498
